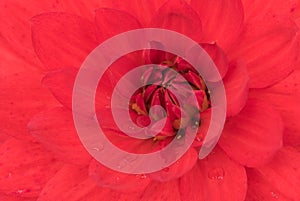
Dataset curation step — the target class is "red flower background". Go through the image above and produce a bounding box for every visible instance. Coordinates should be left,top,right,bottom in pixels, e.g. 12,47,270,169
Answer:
1,0,300,200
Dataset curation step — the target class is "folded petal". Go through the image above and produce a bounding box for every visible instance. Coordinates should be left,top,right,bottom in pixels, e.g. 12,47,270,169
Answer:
28,107,92,165
229,14,299,88
149,148,198,182
218,98,283,167
150,0,202,42
95,8,141,43
180,146,247,201
246,147,300,200
201,43,229,78
140,180,181,201
0,138,61,197
191,0,244,50
249,69,300,149
31,12,98,71
223,61,249,117
89,160,150,193
42,67,77,109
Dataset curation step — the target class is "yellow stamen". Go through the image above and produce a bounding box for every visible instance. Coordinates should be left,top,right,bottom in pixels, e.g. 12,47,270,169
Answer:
153,136,167,141
132,103,147,115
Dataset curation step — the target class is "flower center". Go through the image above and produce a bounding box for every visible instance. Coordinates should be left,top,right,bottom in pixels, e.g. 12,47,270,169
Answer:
130,55,210,141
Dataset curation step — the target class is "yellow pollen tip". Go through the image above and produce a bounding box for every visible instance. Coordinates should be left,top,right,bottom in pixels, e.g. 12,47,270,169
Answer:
132,103,147,115
153,136,167,141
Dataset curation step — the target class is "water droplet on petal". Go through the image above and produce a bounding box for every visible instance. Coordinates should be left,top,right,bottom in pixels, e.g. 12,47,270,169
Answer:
163,167,170,172
6,172,12,178
136,174,147,179
140,174,147,179
118,159,128,170
124,155,138,163
208,168,225,181
270,192,279,199
15,189,29,194
92,144,104,152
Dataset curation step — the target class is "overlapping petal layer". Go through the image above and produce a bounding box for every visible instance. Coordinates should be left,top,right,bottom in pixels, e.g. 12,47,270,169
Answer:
246,147,300,201
219,99,283,167
28,107,92,165
0,138,61,197
180,147,247,201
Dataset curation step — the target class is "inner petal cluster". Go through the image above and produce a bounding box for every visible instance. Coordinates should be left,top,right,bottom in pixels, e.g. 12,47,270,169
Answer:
130,54,211,141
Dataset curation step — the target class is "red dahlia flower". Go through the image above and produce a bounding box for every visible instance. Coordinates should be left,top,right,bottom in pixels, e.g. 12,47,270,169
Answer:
0,0,300,201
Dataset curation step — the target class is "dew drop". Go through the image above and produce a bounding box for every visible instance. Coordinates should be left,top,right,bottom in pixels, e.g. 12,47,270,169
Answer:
124,155,138,163
136,174,147,179
92,144,104,152
163,167,170,172
6,172,12,178
128,126,135,131
115,177,120,182
140,174,147,179
208,168,225,181
15,189,29,194
270,192,279,199
118,159,128,170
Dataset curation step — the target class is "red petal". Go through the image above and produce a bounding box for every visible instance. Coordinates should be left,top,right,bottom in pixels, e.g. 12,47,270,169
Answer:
192,109,211,147
0,0,103,69
42,67,77,109
39,165,93,200
89,160,150,193
140,180,181,201
246,147,300,200
0,138,61,197
0,0,54,68
95,8,141,43
0,133,9,145
201,43,229,78
97,0,166,26
150,0,202,42
191,0,244,50
28,107,92,165
229,14,299,88
0,64,58,139
180,146,247,201
246,169,290,201
39,164,143,201
0,194,36,201
223,61,249,117
249,69,300,149
31,12,98,71
43,55,138,111
149,148,198,182
218,98,283,167
242,0,299,21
